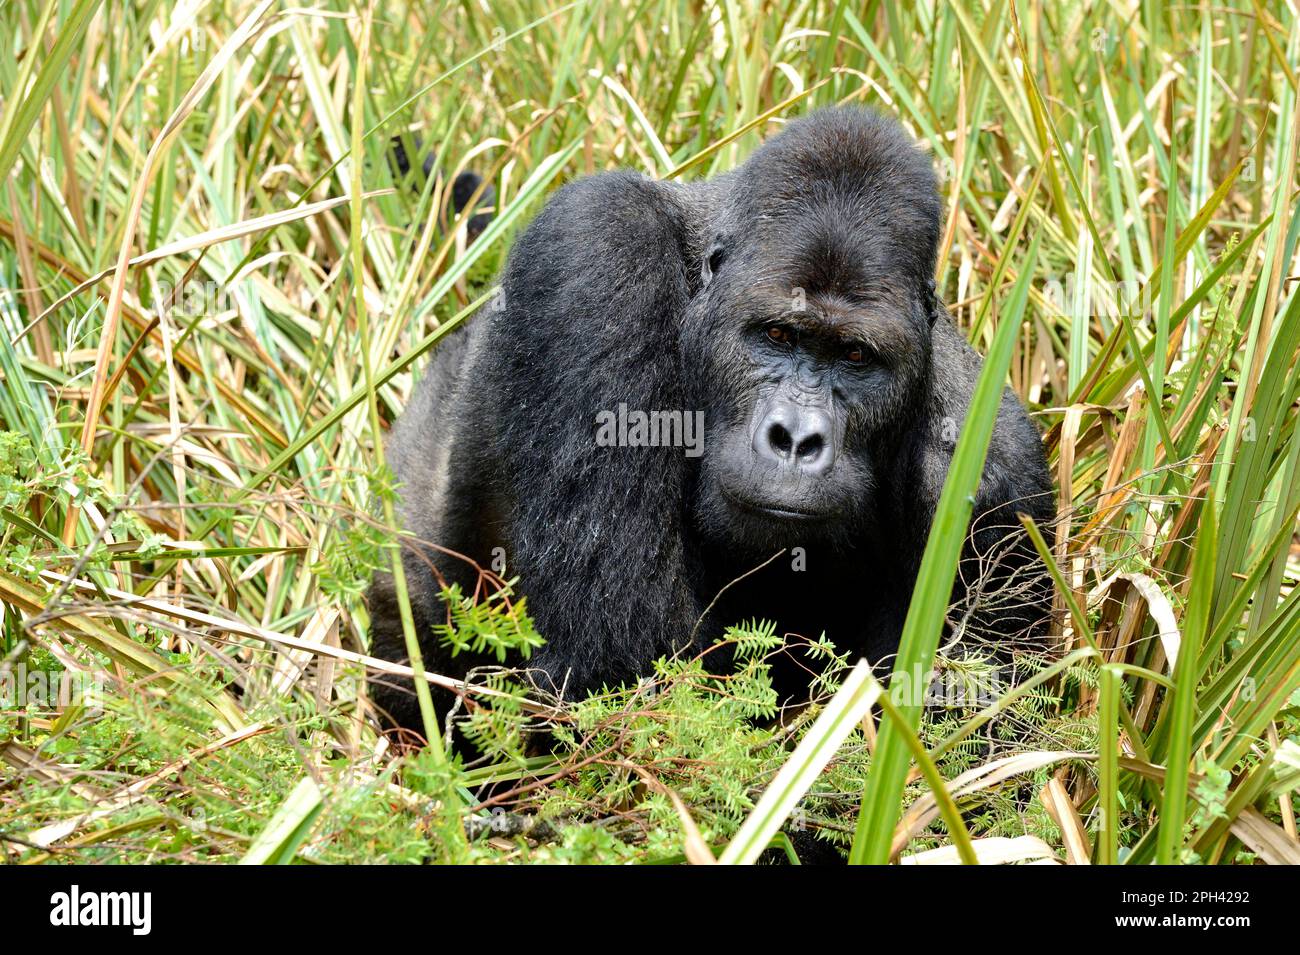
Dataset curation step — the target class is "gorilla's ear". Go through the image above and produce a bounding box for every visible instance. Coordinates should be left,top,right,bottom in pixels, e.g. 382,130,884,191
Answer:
701,241,727,287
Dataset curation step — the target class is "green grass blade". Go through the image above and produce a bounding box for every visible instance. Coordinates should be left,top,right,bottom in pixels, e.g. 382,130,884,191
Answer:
1155,492,1217,864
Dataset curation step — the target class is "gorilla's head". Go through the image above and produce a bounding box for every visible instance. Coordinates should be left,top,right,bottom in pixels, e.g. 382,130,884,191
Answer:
684,109,943,555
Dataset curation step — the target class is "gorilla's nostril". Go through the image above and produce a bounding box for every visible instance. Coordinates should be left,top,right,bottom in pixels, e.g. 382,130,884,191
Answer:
755,402,834,470
768,422,794,457
796,434,824,462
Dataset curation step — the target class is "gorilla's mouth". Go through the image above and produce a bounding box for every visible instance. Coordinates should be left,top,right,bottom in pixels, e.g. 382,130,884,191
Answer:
720,487,832,522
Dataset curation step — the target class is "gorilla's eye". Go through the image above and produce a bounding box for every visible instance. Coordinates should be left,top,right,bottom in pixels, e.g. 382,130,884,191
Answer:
844,346,866,365
766,324,794,346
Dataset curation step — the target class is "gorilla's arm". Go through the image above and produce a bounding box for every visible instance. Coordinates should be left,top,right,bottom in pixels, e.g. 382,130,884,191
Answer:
366,323,482,726
912,313,1055,648
474,171,709,696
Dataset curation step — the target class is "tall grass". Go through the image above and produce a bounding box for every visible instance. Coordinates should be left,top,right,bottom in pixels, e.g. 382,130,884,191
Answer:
0,0,1297,864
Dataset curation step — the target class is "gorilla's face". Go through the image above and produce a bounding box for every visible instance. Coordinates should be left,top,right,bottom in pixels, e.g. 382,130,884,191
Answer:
685,205,933,556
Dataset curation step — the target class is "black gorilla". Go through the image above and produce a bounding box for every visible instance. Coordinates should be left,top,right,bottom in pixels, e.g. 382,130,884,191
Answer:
368,108,1054,727
389,133,496,241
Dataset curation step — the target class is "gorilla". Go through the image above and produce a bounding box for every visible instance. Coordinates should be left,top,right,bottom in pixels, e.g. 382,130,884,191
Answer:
389,133,496,241
367,108,1054,728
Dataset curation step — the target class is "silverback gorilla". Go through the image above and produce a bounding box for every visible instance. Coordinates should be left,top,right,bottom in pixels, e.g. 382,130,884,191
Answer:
367,108,1054,727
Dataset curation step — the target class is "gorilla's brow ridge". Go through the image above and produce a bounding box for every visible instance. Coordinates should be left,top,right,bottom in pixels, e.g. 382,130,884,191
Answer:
743,279,922,365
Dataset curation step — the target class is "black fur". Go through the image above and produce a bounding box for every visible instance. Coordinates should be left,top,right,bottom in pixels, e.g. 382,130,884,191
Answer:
367,108,1054,727
389,134,495,240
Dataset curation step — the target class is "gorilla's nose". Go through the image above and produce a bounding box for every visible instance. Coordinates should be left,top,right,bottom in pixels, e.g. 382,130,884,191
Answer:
753,400,835,475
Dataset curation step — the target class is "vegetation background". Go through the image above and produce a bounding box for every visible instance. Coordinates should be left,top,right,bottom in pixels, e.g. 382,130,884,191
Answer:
1,0,1298,865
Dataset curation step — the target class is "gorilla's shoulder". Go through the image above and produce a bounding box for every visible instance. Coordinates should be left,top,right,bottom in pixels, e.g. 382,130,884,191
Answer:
485,171,705,422
499,171,712,338
509,171,702,269
915,313,1052,517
